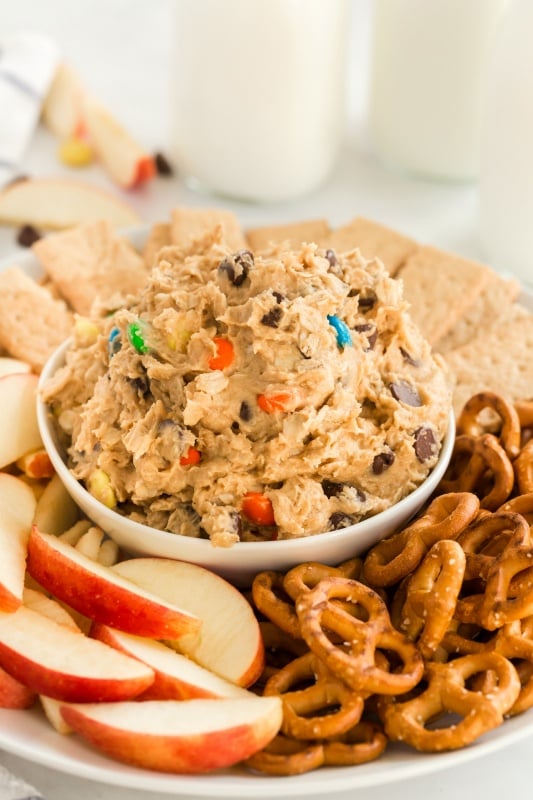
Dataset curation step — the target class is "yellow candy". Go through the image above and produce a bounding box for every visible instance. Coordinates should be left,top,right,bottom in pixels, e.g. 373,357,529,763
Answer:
58,136,94,167
87,469,117,509
74,316,100,345
167,328,192,353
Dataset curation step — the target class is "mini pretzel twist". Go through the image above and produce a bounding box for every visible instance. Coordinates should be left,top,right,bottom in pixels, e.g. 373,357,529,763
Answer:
439,434,515,510
499,493,533,528
514,440,533,496
395,540,466,660
382,652,521,752
362,492,479,587
457,391,522,460
263,651,365,740
283,558,362,602
456,512,533,629
252,570,301,638
489,620,533,715
258,621,309,684
515,400,533,430
296,577,424,695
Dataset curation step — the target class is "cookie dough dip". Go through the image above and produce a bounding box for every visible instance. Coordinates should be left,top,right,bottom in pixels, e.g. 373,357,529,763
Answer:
42,229,452,547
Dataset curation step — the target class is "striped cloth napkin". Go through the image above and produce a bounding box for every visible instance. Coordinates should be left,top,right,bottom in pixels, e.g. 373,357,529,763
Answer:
0,31,59,187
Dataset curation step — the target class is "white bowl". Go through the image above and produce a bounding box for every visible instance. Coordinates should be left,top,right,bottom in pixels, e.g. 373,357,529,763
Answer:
37,339,455,586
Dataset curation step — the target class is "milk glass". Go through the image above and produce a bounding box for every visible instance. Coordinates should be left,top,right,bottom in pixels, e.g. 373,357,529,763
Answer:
368,0,509,181
168,0,349,202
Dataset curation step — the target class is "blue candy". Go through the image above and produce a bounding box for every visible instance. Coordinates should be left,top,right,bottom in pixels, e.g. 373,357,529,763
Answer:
108,326,122,358
327,314,352,349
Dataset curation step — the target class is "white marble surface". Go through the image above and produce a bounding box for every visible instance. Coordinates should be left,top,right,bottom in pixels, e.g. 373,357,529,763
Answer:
0,2,531,798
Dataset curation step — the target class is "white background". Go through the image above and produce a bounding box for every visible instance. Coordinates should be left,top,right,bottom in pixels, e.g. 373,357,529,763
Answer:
0,2,530,799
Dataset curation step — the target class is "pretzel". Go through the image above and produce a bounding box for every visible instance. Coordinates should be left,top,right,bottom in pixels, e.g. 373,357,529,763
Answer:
498,493,533,528
251,570,301,638
258,621,308,684
489,620,533,715
515,400,533,430
456,512,533,629
283,558,362,602
457,391,522,460
296,577,424,695
245,721,387,775
514,440,533,495
439,434,515,510
362,492,479,587
263,651,365,740
395,540,466,660
457,511,532,582
382,652,521,751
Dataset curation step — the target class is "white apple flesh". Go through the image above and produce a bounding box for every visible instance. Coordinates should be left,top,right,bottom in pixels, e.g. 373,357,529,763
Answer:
0,473,37,611
0,373,42,469
27,527,202,640
90,623,251,701
0,605,155,702
61,695,282,773
112,558,264,687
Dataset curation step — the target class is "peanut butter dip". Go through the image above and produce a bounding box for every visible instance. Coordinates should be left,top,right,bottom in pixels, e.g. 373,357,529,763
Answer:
42,230,452,547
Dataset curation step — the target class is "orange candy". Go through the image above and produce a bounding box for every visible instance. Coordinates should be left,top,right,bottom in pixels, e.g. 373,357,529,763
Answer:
208,337,234,370
179,447,201,466
242,492,276,527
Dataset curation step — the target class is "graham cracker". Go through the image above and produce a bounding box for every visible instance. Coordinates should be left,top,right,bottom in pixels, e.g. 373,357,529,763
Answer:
32,220,149,315
170,207,246,252
245,219,331,252
142,222,171,267
0,266,73,371
444,308,533,416
397,246,494,345
434,272,522,354
326,217,417,276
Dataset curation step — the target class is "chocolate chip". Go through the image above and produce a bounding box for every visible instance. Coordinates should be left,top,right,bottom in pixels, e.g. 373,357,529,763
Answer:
400,347,421,367
329,512,356,530
217,249,254,287
16,224,41,247
354,323,378,351
372,450,395,474
260,306,283,328
322,480,345,498
231,421,240,433
154,152,174,175
390,381,422,407
414,426,437,462
351,289,377,311
273,291,285,303
239,400,252,421
325,249,338,267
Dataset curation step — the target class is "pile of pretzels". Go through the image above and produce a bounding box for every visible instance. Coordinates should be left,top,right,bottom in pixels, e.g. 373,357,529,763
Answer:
244,392,533,776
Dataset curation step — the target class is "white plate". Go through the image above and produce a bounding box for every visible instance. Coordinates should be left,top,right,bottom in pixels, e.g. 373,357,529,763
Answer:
1,232,533,797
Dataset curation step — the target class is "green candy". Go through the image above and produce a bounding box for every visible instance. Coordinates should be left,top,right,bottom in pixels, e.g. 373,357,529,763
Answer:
127,321,150,354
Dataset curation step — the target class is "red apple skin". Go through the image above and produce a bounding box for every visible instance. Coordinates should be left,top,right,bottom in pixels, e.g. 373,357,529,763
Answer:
0,607,155,703
0,665,35,709
26,527,202,640
61,698,283,773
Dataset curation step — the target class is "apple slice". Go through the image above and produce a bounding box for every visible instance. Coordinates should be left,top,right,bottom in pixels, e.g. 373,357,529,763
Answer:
0,605,154,702
0,373,42,470
0,357,30,379
22,587,81,631
27,527,202,640
91,623,250,701
0,665,35,709
16,448,55,480
42,63,86,139
0,473,37,611
82,96,156,188
40,695,73,734
61,695,282,773
0,177,140,230
112,558,264,687
32,473,80,536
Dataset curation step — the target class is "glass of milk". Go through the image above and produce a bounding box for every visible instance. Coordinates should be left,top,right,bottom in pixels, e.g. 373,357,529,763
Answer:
168,0,349,203
367,0,509,182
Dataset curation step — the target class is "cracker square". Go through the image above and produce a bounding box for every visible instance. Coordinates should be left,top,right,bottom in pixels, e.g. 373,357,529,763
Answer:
245,219,331,252
397,246,494,344
444,308,533,415
32,220,148,315
326,217,417,276
434,272,521,354
0,266,73,371
170,207,246,251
